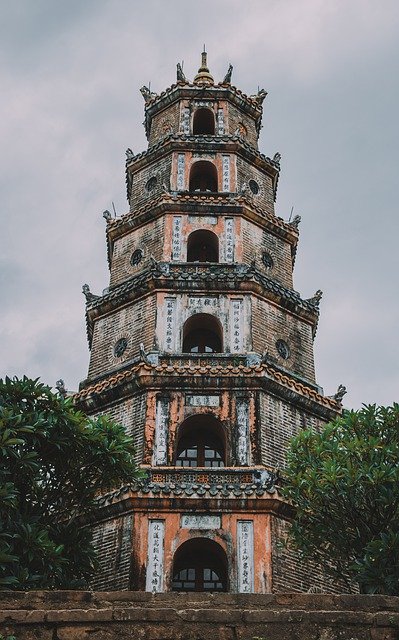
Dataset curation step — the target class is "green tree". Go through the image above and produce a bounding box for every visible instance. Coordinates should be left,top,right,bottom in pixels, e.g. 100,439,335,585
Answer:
282,404,399,595
0,376,139,590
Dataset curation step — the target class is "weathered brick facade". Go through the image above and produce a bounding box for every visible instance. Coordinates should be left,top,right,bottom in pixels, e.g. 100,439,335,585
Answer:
76,53,346,594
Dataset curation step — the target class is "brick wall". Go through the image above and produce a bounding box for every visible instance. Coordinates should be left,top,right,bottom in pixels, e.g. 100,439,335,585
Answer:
148,101,181,146
241,218,294,289
110,217,165,287
128,155,172,211
236,156,275,213
227,102,259,148
96,394,146,464
90,515,133,590
252,297,315,382
271,517,356,594
258,391,323,468
87,295,156,380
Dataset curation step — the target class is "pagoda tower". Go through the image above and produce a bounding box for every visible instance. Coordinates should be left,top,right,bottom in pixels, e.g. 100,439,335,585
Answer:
75,53,344,594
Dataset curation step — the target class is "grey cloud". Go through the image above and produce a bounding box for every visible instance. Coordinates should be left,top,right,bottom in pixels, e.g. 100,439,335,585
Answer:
1,0,398,410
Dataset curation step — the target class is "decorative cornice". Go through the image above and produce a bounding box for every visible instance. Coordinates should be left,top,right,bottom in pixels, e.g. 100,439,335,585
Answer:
105,194,298,269
84,262,318,347
124,135,279,203
74,358,341,419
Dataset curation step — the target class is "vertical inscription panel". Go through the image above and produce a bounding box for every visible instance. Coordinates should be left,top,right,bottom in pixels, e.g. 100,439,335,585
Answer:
237,520,254,593
171,216,182,261
164,297,177,352
230,299,243,352
153,396,169,466
225,218,234,263
146,520,165,593
236,397,250,465
176,154,186,190
217,108,225,134
222,155,230,192
180,108,190,135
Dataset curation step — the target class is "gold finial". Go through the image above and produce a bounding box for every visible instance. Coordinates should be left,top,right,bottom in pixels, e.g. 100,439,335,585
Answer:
194,48,214,85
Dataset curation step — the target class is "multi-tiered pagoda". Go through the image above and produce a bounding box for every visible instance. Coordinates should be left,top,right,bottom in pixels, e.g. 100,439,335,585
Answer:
74,53,343,593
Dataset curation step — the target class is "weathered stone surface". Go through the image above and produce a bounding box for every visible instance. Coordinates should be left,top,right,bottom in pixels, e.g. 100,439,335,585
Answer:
0,592,398,640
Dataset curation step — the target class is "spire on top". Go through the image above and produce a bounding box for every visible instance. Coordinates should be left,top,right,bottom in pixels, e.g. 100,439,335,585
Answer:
193,48,214,85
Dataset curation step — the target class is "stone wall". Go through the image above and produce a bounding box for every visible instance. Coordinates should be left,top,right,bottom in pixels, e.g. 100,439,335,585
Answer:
1,591,397,640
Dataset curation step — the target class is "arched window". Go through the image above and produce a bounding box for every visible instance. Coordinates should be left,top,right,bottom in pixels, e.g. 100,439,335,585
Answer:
189,161,218,193
182,314,222,353
172,538,228,592
187,230,219,263
192,108,215,135
175,414,225,468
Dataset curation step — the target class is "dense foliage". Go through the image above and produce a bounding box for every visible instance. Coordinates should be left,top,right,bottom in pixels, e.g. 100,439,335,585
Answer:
283,404,399,594
0,376,139,589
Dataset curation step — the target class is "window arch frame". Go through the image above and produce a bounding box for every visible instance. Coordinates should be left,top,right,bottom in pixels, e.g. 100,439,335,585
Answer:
171,538,228,592
189,160,218,193
192,107,216,135
182,313,223,354
174,413,227,469
187,229,219,263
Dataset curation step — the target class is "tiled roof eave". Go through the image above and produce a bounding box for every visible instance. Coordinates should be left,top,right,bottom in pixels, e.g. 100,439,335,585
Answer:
125,134,278,176
74,360,341,420
108,194,298,247
84,264,319,326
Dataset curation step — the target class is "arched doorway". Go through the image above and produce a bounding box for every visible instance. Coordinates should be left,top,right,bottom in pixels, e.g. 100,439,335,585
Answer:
182,313,222,353
175,414,226,468
171,538,228,592
192,108,215,135
187,229,219,262
189,161,218,192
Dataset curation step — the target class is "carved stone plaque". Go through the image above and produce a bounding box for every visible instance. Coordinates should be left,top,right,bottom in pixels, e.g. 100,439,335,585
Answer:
176,154,185,190
153,396,169,466
181,515,221,530
237,520,254,593
222,155,230,191
164,297,176,352
236,397,249,465
146,520,165,592
230,298,243,352
186,395,220,407
172,216,182,260
225,218,234,262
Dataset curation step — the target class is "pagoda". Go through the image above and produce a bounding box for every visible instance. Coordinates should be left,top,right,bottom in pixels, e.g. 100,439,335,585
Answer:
74,53,344,593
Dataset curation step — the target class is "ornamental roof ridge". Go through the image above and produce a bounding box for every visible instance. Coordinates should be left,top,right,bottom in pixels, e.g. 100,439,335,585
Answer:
125,132,277,170
108,194,295,240
95,478,282,508
142,82,263,112
74,358,340,412
85,263,315,314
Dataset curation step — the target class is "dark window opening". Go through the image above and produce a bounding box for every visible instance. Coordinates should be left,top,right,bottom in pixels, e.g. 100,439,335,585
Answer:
189,161,218,193
187,230,219,263
193,108,215,135
172,539,228,592
175,414,226,468
249,179,259,194
183,313,222,353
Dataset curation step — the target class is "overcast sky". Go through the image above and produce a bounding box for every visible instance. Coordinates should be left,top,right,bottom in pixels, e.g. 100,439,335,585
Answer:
1,0,398,409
